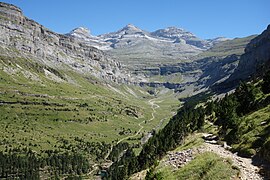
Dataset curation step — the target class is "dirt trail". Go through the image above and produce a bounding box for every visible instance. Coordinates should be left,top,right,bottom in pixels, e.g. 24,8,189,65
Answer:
198,135,263,180
116,98,162,144
104,98,160,159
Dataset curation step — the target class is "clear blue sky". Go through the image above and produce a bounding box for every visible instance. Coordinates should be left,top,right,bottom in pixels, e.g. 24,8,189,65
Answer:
2,0,270,39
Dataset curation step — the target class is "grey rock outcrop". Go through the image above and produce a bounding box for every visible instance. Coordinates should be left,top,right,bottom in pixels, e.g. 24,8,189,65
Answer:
0,2,132,84
219,24,270,88
139,54,240,91
237,24,270,77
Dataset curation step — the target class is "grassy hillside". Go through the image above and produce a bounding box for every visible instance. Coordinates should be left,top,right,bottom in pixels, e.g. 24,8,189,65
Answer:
151,152,238,180
0,53,179,178
231,104,270,159
195,35,256,59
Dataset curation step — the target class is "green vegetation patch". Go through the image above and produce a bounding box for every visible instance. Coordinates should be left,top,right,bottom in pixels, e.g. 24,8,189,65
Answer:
174,152,239,180
231,105,270,157
148,152,239,180
174,133,204,152
195,35,256,59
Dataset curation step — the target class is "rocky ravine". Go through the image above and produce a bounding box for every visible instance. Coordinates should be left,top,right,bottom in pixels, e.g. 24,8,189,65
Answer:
0,2,136,84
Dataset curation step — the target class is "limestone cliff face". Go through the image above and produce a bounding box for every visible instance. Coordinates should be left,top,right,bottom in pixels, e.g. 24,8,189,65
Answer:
227,25,270,82
0,2,131,83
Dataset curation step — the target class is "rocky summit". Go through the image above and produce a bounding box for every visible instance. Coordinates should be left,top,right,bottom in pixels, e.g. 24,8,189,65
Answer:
67,24,229,70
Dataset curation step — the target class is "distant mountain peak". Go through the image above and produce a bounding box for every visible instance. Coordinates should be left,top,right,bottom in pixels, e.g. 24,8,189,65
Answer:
151,26,195,40
68,27,92,38
118,24,143,34
70,27,91,36
164,26,186,32
125,24,137,29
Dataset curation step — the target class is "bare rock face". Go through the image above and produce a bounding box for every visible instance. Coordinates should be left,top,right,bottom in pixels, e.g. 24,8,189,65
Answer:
0,2,23,21
223,25,270,86
0,2,132,84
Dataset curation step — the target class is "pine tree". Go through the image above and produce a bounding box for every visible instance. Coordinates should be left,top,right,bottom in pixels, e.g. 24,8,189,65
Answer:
262,70,270,94
235,82,257,115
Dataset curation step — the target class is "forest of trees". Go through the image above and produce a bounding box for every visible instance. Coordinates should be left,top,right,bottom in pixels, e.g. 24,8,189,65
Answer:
207,79,270,145
0,148,90,179
108,142,129,162
0,140,111,179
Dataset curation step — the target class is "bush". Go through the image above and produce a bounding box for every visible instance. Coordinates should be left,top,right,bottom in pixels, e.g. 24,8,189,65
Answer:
238,148,256,158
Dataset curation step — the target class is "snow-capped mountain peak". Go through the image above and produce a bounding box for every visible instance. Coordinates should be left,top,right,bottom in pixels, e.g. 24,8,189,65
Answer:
122,24,141,31
113,24,145,36
151,27,195,40
68,27,92,39
67,25,229,53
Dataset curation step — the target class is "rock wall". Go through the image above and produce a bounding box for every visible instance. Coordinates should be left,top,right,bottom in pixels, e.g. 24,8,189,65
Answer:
0,2,131,83
226,25,270,83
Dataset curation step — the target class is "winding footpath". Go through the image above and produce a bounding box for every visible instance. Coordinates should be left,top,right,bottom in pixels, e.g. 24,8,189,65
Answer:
116,98,161,144
104,98,161,159
198,134,263,180
89,98,161,177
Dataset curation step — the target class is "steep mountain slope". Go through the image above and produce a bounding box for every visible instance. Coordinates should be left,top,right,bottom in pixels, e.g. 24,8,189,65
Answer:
229,25,270,81
215,25,270,90
139,35,255,97
195,35,257,59
0,2,133,84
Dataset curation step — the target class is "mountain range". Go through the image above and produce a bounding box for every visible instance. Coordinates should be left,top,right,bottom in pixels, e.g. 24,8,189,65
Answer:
67,24,229,69
0,2,270,179
68,24,228,51
0,1,264,96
